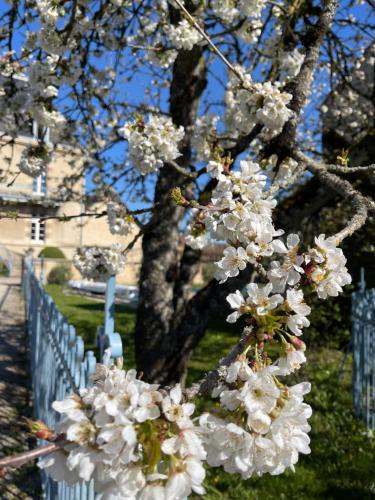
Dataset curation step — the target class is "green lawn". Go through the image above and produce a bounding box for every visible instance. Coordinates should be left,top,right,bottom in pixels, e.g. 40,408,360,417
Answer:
46,285,375,499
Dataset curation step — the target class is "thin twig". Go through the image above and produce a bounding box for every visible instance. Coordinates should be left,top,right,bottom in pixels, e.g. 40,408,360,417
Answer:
326,163,375,174
0,441,68,475
170,0,248,85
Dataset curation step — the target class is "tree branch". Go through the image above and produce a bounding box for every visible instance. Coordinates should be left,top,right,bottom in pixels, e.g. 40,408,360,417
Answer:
295,151,375,241
0,441,68,476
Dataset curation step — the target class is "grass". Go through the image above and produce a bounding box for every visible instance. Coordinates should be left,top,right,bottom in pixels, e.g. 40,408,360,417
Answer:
46,285,375,499
45,284,241,375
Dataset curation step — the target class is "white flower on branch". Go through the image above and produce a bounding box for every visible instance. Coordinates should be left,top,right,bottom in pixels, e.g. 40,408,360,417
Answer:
19,143,53,178
275,348,307,375
246,283,283,316
216,246,248,282
225,71,293,137
107,202,135,236
168,19,203,51
42,364,206,498
162,383,195,426
306,234,352,299
122,115,184,175
201,363,312,479
268,234,305,293
73,244,127,281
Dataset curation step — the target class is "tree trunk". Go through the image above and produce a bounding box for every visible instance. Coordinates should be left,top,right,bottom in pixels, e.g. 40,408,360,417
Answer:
135,45,207,383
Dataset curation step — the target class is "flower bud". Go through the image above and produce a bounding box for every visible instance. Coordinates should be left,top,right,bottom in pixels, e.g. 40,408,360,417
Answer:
25,419,56,441
290,336,306,351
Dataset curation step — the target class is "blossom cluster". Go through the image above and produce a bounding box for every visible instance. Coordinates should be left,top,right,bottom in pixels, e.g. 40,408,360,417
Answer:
225,72,294,138
107,202,135,236
186,158,279,260
73,244,126,281
40,363,206,499
185,157,351,302
19,143,53,178
200,361,311,478
122,115,185,175
179,149,352,485
167,19,203,51
305,234,352,299
211,0,267,25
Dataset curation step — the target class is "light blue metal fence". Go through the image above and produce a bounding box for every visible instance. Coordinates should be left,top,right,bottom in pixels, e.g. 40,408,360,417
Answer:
352,269,375,429
22,256,123,499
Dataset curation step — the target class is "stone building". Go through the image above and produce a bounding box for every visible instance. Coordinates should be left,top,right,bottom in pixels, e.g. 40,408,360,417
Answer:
0,123,142,284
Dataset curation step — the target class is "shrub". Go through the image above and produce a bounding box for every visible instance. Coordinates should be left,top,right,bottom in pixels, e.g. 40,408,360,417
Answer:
39,247,66,259
47,265,72,285
0,261,10,277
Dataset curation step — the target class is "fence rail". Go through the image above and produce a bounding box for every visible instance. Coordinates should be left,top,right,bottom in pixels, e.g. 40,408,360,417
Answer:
23,256,123,499
352,271,375,430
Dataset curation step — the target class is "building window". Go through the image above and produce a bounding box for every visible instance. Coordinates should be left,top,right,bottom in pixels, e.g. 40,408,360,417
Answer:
31,215,45,243
32,173,47,196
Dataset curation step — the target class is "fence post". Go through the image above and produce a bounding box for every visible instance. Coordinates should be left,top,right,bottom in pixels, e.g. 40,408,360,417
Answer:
40,255,45,285
97,274,123,362
359,267,366,292
352,269,375,430
104,274,116,337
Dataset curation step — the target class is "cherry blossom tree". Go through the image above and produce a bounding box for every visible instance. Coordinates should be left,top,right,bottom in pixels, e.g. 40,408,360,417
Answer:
0,0,374,390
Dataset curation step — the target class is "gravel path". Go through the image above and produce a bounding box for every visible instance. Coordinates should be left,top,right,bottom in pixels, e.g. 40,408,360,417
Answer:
0,277,40,499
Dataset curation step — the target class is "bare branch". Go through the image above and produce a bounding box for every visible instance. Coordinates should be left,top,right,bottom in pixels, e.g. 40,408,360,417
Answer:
167,160,198,179
326,163,375,174
196,329,253,397
0,440,68,476
295,151,375,242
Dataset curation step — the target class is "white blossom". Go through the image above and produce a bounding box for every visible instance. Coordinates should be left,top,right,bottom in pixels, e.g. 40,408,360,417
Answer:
275,348,307,375
225,71,293,138
73,244,126,281
306,234,352,298
107,202,135,236
122,115,184,174
19,144,53,177
268,234,305,292
168,19,202,51
216,246,248,282
246,283,283,316
42,364,206,499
